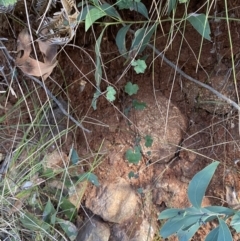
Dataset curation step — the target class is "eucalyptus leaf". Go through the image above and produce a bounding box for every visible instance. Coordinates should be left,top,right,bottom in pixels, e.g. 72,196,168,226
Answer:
129,2,149,19
85,7,106,31
204,206,235,216
100,3,121,19
130,24,157,57
167,0,177,15
160,214,186,238
116,25,131,58
188,161,219,208
187,13,211,41
77,5,94,22
158,208,185,219
218,219,232,241
177,222,200,241
205,227,219,241
230,211,240,232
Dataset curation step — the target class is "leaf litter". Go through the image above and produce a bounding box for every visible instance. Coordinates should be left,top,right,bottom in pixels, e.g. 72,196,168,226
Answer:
15,28,58,80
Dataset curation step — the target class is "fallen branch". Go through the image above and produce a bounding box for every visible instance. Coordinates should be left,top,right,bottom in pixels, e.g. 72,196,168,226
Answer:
147,43,240,112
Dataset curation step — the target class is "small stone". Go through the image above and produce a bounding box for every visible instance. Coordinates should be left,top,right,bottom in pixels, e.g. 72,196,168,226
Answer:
76,217,110,241
85,177,139,223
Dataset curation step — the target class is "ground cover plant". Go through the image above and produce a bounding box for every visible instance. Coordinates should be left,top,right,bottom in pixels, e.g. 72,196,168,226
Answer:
1,0,240,240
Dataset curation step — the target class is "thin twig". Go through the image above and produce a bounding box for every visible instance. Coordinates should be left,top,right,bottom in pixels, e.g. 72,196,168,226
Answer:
147,43,240,111
28,75,91,133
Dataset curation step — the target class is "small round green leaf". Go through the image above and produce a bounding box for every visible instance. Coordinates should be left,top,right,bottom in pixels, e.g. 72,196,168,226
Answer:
124,81,139,96
106,86,116,102
125,146,142,164
131,59,147,74
144,135,153,147
132,100,147,110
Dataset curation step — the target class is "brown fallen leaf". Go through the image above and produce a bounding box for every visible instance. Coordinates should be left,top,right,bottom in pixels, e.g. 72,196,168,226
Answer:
16,28,58,80
37,28,58,64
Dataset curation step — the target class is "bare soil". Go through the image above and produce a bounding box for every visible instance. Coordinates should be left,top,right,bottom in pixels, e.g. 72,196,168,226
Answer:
1,1,240,240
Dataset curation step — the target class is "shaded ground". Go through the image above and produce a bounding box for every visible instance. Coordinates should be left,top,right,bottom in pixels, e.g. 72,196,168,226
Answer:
1,1,240,240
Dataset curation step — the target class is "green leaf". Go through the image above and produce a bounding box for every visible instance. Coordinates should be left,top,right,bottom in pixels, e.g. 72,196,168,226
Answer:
60,198,77,221
160,214,186,238
144,135,153,147
131,59,147,74
167,0,177,15
116,25,131,58
85,7,107,31
57,218,78,241
20,212,50,231
132,100,146,110
204,206,235,216
70,148,79,164
0,0,16,12
78,5,95,22
158,208,184,219
137,187,143,194
129,2,149,19
160,210,209,239
230,211,240,232
128,171,135,179
91,89,101,110
130,24,157,56
179,0,188,3
100,3,121,19
78,172,100,187
205,227,219,241
0,0,17,6
106,86,116,102
125,146,142,164
218,219,232,241
43,199,56,223
146,151,151,156
124,82,139,96
188,161,219,208
177,222,200,241
41,167,55,178
116,0,133,10
187,13,211,41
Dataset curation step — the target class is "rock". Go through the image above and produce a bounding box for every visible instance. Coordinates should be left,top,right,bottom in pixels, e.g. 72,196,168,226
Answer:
85,177,139,223
130,86,187,163
76,216,110,241
42,150,69,170
153,174,189,208
110,216,155,241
